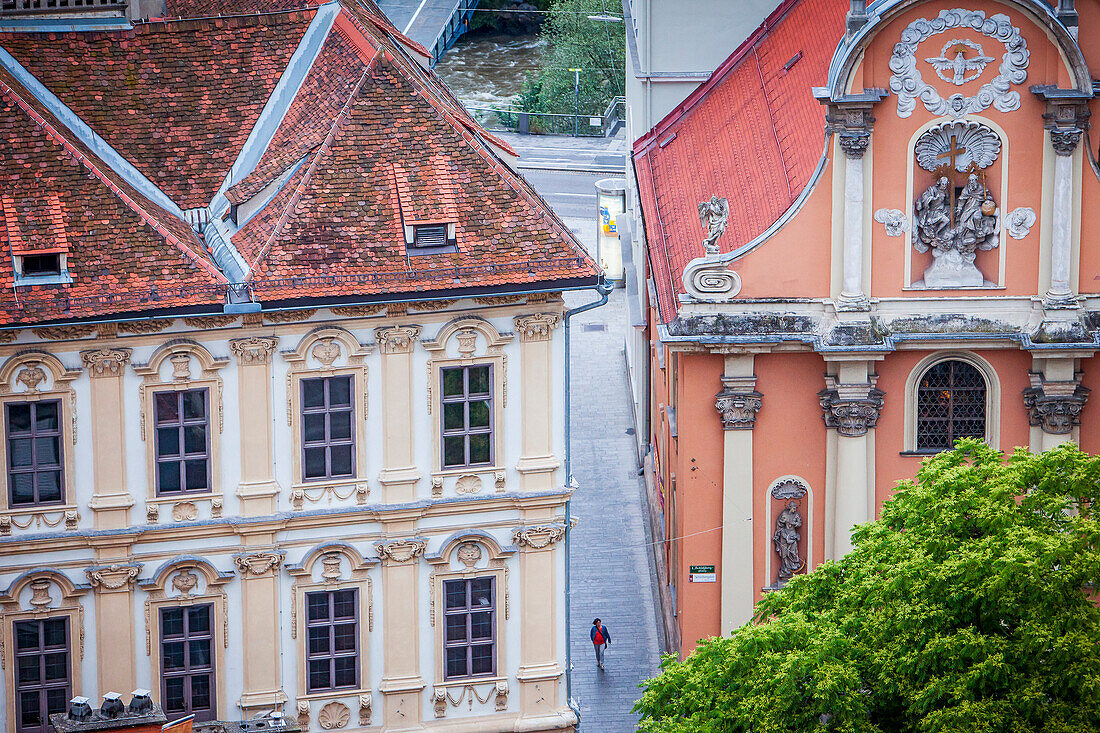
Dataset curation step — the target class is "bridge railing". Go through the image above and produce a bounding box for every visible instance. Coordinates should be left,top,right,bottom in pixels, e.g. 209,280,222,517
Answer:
428,0,480,66
467,97,626,138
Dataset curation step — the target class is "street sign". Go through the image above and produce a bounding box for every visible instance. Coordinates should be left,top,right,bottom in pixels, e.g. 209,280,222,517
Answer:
689,565,716,583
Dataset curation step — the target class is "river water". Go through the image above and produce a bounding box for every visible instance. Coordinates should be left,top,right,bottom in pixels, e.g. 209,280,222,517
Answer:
434,32,545,110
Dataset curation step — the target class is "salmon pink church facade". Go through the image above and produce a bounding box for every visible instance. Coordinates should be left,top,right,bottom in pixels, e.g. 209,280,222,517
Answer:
633,0,1100,652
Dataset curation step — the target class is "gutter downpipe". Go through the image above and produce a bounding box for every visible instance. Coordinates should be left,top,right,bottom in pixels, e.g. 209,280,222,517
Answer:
563,277,614,730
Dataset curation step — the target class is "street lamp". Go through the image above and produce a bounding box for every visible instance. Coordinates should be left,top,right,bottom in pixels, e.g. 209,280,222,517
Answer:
569,67,581,136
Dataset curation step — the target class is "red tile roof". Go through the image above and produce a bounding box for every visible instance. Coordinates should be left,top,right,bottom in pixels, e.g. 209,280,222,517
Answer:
0,72,226,324
1,12,313,209
0,0,596,325
633,0,845,323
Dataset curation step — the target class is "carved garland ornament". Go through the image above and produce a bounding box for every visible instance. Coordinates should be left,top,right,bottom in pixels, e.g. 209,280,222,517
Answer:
375,538,427,563
889,9,1029,119
234,551,284,576
86,564,140,591
512,525,565,549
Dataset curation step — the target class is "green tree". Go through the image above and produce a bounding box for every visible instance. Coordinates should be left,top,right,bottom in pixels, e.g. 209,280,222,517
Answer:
529,0,624,115
635,441,1100,733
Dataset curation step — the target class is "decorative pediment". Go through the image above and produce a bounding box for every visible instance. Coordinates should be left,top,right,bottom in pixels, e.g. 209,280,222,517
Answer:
0,568,90,612
285,542,376,582
0,350,80,395
133,340,229,382
282,326,371,369
422,316,513,357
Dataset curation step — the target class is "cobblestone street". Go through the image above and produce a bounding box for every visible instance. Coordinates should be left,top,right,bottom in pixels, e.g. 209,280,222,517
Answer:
565,286,662,732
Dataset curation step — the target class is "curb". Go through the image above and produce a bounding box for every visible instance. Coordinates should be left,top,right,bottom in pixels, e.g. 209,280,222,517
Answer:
515,163,625,174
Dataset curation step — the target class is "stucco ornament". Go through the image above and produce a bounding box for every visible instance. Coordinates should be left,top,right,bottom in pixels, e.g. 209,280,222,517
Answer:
456,542,482,568
697,195,729,256
819,380,885,437
311,339,341,366
874,208,908,237
172,569,198,597
1005,207,1036,239
16,361,46,392
1023,372,1090,435
512,524,565,549
889,9,1029,119
375,538,426,563
28,578,53,608
318,701,350,729
925,38,994,84
714,389,763,430
915,121,1001,172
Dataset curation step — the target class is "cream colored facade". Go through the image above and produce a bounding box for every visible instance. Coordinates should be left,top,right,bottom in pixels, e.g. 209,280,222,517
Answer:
0,294,578,732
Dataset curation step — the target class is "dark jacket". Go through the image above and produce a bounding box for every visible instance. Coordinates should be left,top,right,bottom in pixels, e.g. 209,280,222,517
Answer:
590,624,611,645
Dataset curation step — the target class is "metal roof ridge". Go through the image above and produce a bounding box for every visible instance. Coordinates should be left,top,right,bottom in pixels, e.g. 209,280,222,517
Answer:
208,0,340,221
0,45,183,218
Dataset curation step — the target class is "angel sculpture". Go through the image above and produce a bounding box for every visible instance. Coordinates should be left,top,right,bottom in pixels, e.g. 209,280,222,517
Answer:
925,43,994,85
698,195,729,256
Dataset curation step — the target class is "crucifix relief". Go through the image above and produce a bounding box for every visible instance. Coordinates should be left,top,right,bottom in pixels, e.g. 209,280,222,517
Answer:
912,121,1002,288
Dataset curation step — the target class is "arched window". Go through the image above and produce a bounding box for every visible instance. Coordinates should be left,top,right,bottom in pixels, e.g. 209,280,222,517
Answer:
916,360,987,451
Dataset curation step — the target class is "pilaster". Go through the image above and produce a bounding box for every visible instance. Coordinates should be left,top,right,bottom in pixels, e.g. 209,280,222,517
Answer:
375,537,427,729
715,355,760,635
1033,87,1090,310
513,314,561,490
86,563,141,696
819,364,882,558
375,326,422,503
229,336,280,515
511,525,565,721
234,548,287,713
81,347,134,529
822,92,887,312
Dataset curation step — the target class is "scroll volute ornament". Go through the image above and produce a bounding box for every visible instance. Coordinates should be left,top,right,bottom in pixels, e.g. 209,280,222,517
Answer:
375,538,427,563
234,551,284,576
81,347,132,377
375,325,422,354
513,313,560,342
512,524,565,549
229,336,278,365
86,564,141,591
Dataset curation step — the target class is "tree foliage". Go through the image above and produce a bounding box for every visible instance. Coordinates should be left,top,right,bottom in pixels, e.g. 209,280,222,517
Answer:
635,441,1100,733
523,0,624,115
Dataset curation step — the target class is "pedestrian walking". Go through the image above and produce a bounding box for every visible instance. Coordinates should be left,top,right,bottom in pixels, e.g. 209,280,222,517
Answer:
590,618,611,670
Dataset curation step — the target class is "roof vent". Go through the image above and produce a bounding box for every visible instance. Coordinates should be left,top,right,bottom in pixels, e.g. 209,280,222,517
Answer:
128,690,152,715
68,697,93,721
100,692,124,719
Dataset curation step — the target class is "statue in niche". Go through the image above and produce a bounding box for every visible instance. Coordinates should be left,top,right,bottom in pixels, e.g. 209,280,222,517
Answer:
912,122,1002,288
913,170,998,288
772,500,803,584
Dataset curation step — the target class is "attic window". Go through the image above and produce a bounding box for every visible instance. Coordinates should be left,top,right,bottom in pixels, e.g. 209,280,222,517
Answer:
13,253,72,286
406,223,457,255
22,254,61,277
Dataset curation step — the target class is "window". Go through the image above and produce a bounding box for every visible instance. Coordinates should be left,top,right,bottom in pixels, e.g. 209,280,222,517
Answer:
154,390,210,495
407,224,456,255
14,618,70,733
160,605,215,722
301,376,354,481
443,578,495,680
21,255,61,277
916,360,986,451
441,365,492,469
305,590,358,693
7,400,63,507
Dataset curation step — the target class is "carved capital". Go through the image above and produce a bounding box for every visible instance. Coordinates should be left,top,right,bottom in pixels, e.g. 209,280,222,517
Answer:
229,336,279,365
80,347,132,377
374,538,426,563
715,376,762,430
234,550,284,576
1049,128,1082,156
513,313,561,342
838,132,870,159
1023,371,1090,435
375,325,422,355
86,563,141,591
512,524,565,549
819,376,884,437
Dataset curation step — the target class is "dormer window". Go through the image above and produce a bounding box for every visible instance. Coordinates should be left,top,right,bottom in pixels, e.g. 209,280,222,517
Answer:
22,254,61,277
13,253,71,286
406,222,457,255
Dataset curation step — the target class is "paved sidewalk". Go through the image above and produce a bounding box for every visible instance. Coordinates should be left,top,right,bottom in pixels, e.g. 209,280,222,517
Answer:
565,287,662,732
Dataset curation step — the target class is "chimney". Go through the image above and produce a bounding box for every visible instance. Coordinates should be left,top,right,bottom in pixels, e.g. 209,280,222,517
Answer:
68,697,93,722
100,693,125,719
128,690,153,715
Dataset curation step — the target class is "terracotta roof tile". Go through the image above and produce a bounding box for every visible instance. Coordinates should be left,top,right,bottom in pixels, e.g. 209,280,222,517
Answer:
634,0,844,323
0,12,313,208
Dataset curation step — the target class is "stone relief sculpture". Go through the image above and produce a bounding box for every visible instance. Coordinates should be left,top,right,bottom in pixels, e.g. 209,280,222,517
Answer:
911,121,1003,288
889,9,1029,118
772,500,803,584
1005,207,1036,239
697,195,730,256
874,208,908,237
